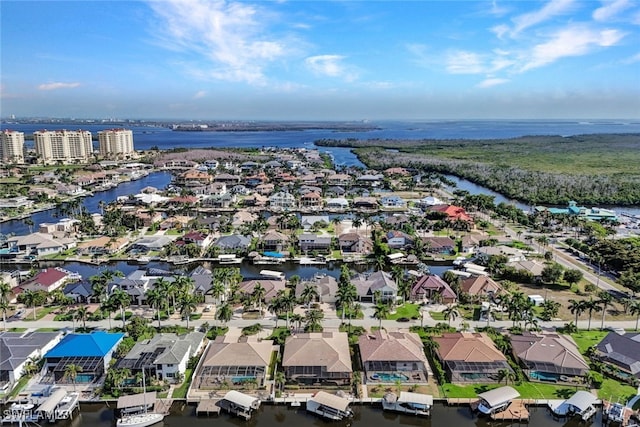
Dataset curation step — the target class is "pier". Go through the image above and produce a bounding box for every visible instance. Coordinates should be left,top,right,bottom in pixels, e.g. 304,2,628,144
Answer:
195,399,221,416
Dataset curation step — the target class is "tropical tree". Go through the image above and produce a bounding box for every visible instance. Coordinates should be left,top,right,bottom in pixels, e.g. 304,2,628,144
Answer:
74,306,89,330
146,288,165,328
89,269,123,303
0,280,12,305
373,303,390,329
336,283,357,322
279,292,297,329
64,364,83,391
274,371,286,394
629,300,640,331
563,269,583,288
178,294,198,329
304,309,324,332
597,291,614,330
216,302,233,326
109,288,131,329
568,299,586,326
300,284,319,309
442,305,460,326
540,300,561,321
583,298,602,331
0,300,8,331
251,283,266,315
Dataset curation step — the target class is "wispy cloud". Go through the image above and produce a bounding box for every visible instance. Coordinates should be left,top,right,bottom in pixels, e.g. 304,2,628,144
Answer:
147,0,290,85
305,55,358,81
193,90,207,99
622,52,640,64
477,78,509,88
521,25,625,71
446,51,485,74
510,0,576,36
37,82,81,91
593,0,633,21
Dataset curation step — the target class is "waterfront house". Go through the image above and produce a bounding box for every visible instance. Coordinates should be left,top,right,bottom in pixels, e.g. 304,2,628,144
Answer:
63,281,94,303
38,218,80,235
192,335,278,392
460,276,503,299
243,193,268,207
433,332,512,383
327,174,352,186
510,332,589,383
7,233,75,258
19,268,78,293
380,195,406,209
422,236,456,254
261,230,288,252
128,235,173,253
298,233,332,254
359,330,431,384
385,231,414,249
296,274,338,304
594,332,640,379
117,332,205,383
476,246,526,263
356,174,384,187
351,271,398,303
269,191,296,210
353,197,379,210
76,236,129,256
214,173,242,184
338,232,373,254
178,231,214,249
300,191,323,210
326,197,349,209
216,235,252,252
410,275,457,304
282,332,352,386
0,331,63,389
238,279,286,303
0,196,34,209
460,234,484,254
300,215,330,230
44,332,124,384
428,204,473,223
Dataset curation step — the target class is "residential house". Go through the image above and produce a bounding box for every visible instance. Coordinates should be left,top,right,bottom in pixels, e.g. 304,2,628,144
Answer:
380,195,406,209
76,236,129,256
0,331,63,388
433,332,512,383
326,187,346,197
174,170,213,187
327,174,352,187
238,279,286,303
460,234,485,254
411,275,457,304
38,218,80,234
117,332,205,383
216,235,252,252
296,274,338,304
460,276,503,299
385,231,414,249
338,232,372,254
300,215,330,230
477,246,526,263
179,231,214,249
63,281,94,303
356,174,384,187
506,260,546,279
298,233,332,254
44,332,124,384
192,335,278,392
7,233,76,258
300,191,323,210
232,210,258,228
213,173,242,184
352,197,379,210
243,193,268,207
326,197,349,209
19,268,78,293
510,332,590,382
384,167,410,177
422,236,456,254
269,191,296,210
351,271,398,303
429,204,474,223
261,230,288,252
594,332,640,379
282,332,352,386
255,183,275,195
128,235,173,253
359,330,431,383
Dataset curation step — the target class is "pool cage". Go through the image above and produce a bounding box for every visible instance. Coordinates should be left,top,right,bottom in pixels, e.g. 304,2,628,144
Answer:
196,365,266,389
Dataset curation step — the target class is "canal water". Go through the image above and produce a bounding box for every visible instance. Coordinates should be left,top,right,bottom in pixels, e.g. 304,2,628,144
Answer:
57,401,603,427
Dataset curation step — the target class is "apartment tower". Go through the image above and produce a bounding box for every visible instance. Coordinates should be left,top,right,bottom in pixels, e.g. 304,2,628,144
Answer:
33,129,93,164
0,130,25,164
98,129,134,158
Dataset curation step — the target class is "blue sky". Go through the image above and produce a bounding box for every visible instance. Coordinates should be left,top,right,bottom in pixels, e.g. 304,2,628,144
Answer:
1,0,639,120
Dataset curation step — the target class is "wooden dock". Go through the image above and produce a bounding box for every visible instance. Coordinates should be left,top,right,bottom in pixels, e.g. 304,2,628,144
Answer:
196,399,221,416
490,400,530,421
447,398,479,406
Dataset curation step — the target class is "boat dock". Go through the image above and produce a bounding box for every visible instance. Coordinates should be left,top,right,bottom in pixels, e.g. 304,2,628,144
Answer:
195,400,221,416
489,400,530,421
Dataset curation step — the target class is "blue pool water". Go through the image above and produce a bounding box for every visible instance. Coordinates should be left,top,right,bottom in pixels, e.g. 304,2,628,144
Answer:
371,372,409,382
263,251,285,258
232,376,257,383
530,371,559,382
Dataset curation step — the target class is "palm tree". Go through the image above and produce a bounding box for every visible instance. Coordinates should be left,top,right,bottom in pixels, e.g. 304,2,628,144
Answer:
304,309,324,332
279,292,297,329
268,295,284,328
597,291,614,330
109,288,131,329
373,303,390,329
20,289,40,320
629,300,640,331
568,299,586,326
22,357,41,377
216,302,233,326
74,306,89,330
336,283,357,322
211,281,226,305
442,305,460,326
100,298,115,330
251,283,266,315
583,298,602,331
146,288,165,328
300,284,319,309
178,294,197,329
0,300,8,331
496,368,509,384
0,280,12,305
274,371,286,394
423,337,439,358
64,364,83,391
290,313,303,333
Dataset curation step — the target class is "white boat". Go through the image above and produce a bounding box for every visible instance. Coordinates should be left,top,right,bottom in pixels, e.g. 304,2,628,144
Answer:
477,386,520,415
117,370,164,427
604,402,625,424
306,391,353,421
382,391,433,416
548,390,598,421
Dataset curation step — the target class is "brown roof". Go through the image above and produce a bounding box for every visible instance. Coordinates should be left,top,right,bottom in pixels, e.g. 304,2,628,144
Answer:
358,330,427,363
510,332,589,371
460,276,503,296
283,332,352,373
434,332,506,362
200,335,277,368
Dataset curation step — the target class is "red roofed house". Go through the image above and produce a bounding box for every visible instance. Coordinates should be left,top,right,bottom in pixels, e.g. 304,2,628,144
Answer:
19,268,76,293
411,275,457,304
180,231,214,249
429,204,473,223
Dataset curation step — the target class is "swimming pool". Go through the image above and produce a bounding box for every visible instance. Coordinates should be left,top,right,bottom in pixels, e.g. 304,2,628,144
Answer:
370,372,409,382
263,251,285,258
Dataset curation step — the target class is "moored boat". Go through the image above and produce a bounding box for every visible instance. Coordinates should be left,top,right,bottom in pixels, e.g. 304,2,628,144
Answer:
305,391,353,421
382,391,433,416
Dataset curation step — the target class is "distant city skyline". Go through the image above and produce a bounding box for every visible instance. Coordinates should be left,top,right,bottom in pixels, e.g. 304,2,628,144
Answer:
1,0,639,120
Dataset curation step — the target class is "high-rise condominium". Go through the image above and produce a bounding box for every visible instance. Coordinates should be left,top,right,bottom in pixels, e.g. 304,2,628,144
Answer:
34,129,93,164
0,130,25,164
98,129,135,158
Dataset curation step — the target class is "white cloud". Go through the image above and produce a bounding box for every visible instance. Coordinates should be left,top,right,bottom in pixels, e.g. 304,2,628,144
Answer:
491,24,510,39
147,0,290,85
522,25,625,71
37,82,81,91
446,51,485,74
193,90,207,99
489,0,510,17
477,78,509,88
622,52,640,63
593,0,633,21
511,0,576,36
305,55,358,81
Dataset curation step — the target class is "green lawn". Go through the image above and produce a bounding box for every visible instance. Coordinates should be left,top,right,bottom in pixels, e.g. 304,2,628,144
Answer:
172,369,193,398
387,303,420,320
429,311,445,321
441,382,588,399
23,305,60,321
598,378,638,401
570,331,608,353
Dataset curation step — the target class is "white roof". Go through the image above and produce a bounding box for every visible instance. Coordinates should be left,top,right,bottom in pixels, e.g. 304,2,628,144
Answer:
223,390,260,409
310,391,351,412
478,386,520,408
398,392,433,406
565,391,598,412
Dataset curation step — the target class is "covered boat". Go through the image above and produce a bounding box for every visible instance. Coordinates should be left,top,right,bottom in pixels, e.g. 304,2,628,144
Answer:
382,391,433,416
218,390,261,420
548,390,598,421
306,391,353,421
477,386,520,415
